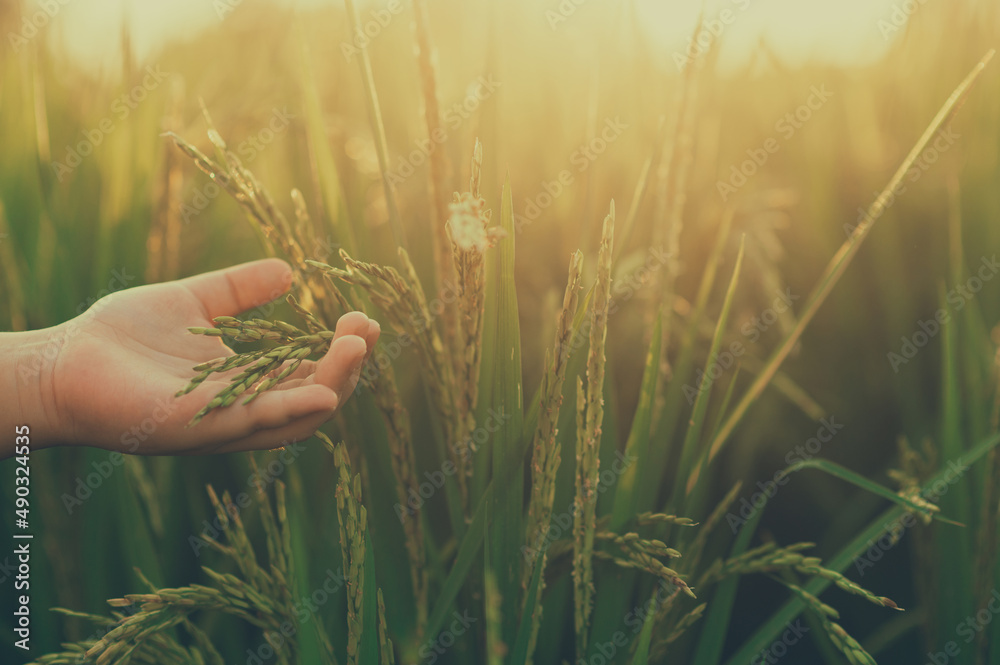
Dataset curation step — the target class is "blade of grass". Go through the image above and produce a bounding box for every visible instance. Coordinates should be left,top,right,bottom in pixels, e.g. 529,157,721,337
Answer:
425,484,491,641
629,589,659,665
679,236,745,500
937,282,974,639
294,20,356,255
691,488,764,665
484,174,525,648
354,390,419,643
783,457,960,526
641,208,735,511
610,310,663,531
361,531,380,665
509,542,545,665
341,0,406,250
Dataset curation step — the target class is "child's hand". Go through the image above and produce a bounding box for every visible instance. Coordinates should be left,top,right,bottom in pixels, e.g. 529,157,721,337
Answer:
9,259,378,456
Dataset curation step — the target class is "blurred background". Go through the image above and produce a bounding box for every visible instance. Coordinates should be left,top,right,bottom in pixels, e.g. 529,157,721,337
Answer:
1,0,999,662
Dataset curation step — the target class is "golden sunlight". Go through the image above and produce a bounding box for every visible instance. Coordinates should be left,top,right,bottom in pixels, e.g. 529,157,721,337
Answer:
49,0,919,72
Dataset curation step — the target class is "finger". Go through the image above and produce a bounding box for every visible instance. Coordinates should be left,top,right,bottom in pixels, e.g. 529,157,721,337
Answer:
266,358,319,387
205,413,335,454
178,382,337,446
266,313,374,389
179,258,293,320
335,311,371,340
363,319,381,362
311,334,368,403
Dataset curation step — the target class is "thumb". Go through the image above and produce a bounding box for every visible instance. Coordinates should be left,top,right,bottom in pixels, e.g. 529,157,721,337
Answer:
179,258,293,319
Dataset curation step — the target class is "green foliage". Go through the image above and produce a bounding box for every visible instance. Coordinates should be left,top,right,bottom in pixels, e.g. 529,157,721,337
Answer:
4,2,1000,664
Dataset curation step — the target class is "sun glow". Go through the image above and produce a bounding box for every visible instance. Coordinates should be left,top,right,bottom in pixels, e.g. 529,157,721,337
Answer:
43,0,916,74
633,0,905,70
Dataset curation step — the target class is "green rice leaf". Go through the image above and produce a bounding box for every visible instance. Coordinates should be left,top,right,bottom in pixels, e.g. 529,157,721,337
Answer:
483,174,525,646
722,430,1000,665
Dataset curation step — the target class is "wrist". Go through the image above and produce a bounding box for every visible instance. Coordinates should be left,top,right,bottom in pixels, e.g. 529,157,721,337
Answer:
2,325,70,452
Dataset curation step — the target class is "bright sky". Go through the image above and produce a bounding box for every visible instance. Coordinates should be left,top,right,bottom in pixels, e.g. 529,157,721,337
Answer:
635,0,909,69
38,0,910,72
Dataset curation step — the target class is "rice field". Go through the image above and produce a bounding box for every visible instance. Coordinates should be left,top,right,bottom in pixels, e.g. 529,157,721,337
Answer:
2,0,1000,663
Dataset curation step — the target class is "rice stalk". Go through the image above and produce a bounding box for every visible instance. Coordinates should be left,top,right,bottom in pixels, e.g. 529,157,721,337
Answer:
700,541,900,611
377,589,395,665
591,550,693,598
168,126,339,317
524,249,584,569
636,512,699,528
572,202,615,656
30,479,301,665
411,0,456,322
310,249,464,501
334,442,368,665
779,580,878,665
654,601,707,654
485,570,505,665
369,359,427,634
177,316,337,425
449,141,504,488
521,250,584,662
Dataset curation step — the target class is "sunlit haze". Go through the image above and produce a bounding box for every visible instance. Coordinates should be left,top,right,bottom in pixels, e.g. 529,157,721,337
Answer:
40,0,910,73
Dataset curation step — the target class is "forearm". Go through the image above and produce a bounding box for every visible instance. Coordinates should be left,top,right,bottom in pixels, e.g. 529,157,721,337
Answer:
0,327,65,458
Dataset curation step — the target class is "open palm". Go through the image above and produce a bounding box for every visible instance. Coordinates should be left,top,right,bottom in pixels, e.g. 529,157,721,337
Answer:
48,259,378,454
